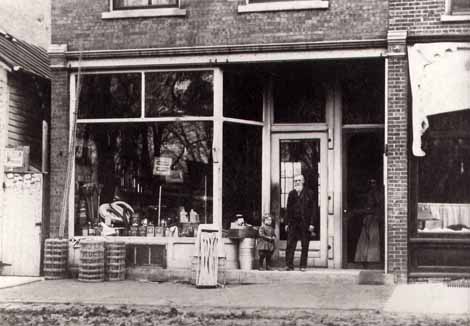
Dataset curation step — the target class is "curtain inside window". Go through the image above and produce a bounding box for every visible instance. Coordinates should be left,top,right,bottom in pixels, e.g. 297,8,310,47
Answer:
408,43,470,157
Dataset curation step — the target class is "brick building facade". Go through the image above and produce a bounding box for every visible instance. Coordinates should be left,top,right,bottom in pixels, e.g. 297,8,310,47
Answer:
48,0,470,281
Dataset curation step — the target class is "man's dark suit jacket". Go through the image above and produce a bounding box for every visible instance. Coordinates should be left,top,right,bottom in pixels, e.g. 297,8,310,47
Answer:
286,187,318,227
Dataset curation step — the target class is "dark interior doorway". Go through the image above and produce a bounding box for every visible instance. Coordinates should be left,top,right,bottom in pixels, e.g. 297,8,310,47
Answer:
343,130,384,269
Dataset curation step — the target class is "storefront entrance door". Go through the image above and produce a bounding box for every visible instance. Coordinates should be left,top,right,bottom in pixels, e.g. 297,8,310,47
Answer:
271,133,328,267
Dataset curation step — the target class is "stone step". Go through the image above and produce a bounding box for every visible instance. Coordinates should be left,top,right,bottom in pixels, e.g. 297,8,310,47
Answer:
127,266,394,285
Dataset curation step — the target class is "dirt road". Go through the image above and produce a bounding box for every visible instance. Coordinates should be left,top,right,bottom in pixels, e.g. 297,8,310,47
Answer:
0,303,468,326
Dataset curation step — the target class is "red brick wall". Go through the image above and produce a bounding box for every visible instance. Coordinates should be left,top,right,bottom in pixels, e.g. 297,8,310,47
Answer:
51,0,388,51
49,69,69,238
386,55,409,282
389,0,470,35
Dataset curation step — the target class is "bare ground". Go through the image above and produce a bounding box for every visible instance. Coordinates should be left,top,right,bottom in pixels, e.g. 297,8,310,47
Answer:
0,303,468,326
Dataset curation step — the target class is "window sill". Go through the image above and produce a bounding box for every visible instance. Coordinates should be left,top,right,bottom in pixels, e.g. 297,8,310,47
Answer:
440,14,470,22
238,0,329,13
102,8,187,19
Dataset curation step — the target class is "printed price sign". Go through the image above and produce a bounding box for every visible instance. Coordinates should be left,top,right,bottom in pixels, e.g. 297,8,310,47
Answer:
153,156,172,176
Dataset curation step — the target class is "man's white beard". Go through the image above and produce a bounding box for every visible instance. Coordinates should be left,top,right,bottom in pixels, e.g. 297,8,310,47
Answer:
294,184,303,193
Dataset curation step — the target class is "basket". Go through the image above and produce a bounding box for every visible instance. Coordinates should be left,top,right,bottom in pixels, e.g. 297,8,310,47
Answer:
79,239,105,282
105,241,126,281
43,239,68,280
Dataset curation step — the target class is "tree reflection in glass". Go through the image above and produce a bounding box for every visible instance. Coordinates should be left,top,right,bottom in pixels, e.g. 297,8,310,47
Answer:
145,71,213,117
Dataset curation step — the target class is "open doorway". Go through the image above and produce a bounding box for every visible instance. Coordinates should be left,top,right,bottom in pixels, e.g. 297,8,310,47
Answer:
343,130,384,269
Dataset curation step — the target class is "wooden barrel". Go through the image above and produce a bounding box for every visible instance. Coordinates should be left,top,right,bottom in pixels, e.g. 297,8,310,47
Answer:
79,239,105,282
224,241,239,270
43,238,68,280
105,241,126,281
239,238,256,270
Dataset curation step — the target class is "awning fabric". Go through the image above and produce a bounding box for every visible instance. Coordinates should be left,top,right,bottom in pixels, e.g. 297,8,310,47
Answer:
408,43,470,156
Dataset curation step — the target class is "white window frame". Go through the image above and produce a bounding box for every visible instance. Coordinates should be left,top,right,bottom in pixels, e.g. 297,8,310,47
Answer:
102,0,186,19
441,0,470,22
238,0,329,13
68,68,222,238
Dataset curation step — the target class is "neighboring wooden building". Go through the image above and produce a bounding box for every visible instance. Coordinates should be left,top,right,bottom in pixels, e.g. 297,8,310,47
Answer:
0,30,50,276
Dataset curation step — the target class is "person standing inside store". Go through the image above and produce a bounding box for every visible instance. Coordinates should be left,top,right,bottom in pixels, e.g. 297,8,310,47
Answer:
285,174,318,271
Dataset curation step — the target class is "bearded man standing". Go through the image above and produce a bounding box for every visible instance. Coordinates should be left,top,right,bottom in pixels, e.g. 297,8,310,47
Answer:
285,174,318,271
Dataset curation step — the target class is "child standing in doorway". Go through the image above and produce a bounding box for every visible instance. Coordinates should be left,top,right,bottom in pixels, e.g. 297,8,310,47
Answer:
257,214,276,270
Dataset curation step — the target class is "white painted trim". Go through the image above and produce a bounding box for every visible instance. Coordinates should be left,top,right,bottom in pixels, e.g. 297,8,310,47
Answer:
331,82,344,269
213,68,223,230
441,14,470,22
271,123,328,133
80,67,215,74
222,117,264,126
68,74,76,239
67,48,387,69
262,78,273,217
384,58,389,274
141,72,145,118
102,8,186,19
76,117,214,124
271,132,329,267
238,1,329,13
342,123,385,129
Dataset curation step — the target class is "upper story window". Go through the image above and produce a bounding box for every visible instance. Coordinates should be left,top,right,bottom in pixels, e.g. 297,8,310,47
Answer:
451,0,470,14
238,0,329,13
442,0,470,22
114,0,178,10
102,0,186,19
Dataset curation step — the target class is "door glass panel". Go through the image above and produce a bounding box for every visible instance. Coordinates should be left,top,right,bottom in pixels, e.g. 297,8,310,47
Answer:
279,139,321,240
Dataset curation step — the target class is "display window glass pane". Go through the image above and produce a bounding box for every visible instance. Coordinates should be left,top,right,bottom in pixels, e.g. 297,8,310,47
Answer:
273,65,326,124
223,67,264,122
78,73,141,119
74,121,213,237
222,123,262,229
145,71,213,117
417,110,470,234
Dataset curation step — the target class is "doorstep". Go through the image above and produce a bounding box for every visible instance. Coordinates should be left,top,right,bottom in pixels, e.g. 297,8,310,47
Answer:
126,266,394,285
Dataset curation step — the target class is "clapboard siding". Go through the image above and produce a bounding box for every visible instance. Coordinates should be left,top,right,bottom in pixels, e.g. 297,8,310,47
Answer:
7,72,45,169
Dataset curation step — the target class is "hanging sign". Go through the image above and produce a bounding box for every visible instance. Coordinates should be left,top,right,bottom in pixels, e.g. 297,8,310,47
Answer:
153,156,172,176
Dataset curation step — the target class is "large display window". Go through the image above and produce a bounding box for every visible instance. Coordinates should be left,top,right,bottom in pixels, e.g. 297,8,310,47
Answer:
73,67,265,238
416,110,470,234
74,70,215,237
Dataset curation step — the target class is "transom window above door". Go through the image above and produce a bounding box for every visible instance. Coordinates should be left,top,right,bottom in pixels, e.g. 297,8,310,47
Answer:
272,64,326,124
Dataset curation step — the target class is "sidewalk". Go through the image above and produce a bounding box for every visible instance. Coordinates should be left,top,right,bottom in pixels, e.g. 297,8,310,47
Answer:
0,277,392,311
0,276,469,314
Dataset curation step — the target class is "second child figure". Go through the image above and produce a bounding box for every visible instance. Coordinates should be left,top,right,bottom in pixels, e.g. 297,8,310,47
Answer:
257,214,276,270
